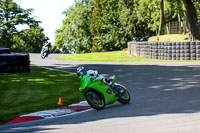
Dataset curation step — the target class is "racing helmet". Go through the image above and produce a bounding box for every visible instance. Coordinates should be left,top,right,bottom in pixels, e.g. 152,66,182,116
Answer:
77,67,85,78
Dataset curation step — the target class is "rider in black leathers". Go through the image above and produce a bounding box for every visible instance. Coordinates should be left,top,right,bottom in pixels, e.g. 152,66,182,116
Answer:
41,42,51,59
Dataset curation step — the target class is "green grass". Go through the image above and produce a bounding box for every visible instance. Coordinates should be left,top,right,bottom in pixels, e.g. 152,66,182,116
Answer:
0,66,84,124
56,50,200,62
148,34,189,42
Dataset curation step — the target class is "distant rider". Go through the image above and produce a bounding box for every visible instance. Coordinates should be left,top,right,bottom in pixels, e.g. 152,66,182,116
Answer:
42,42,51,52
41,42,51,59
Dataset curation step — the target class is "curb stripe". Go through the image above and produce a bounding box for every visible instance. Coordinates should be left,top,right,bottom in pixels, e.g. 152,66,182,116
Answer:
5,116,44,124
4,101,91,125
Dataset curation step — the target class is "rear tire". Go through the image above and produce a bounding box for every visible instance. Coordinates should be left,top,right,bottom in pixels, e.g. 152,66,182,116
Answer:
85,91,105,110
41,52,47,59
115,85,131,104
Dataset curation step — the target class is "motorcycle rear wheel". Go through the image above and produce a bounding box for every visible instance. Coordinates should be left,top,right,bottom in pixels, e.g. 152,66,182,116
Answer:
85,91,105,110
115,85,131,104
41,52,48,59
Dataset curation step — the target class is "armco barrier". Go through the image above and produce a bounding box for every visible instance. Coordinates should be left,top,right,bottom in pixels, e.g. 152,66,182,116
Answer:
128,41,200,60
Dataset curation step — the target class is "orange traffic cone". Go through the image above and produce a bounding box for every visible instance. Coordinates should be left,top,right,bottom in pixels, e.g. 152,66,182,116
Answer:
57,97,63,105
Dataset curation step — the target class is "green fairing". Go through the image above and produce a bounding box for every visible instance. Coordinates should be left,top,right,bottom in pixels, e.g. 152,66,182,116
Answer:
79,75,117,105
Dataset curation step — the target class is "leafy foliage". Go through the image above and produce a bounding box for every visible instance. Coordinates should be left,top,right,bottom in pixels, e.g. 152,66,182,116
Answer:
56,0,200,53
12,24,47,52
58,0,93,53
0,0,48,52
90,0,125,52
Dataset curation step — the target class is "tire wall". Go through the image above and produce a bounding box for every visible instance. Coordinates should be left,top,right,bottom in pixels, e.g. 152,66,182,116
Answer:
0,53,30,73
127,41,200,60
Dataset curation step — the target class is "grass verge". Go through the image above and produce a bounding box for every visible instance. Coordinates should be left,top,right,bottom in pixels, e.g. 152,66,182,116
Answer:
56,50,200,62
0,66,84,124
148,34,189,42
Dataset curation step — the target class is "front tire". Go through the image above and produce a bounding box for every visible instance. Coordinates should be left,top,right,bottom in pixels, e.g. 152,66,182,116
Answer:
115,85,131,104
85,91,105,110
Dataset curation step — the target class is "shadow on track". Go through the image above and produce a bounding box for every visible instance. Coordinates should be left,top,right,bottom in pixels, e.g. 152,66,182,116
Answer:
1,64,200,132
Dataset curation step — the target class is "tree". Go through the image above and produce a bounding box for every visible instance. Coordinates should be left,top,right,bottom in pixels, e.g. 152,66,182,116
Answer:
136,0,160,35
90,0,130,52
158,0,165,35
0,0,48,52
183,0,200,40
57,0,94,53
57,0,200,53
118,0,154,41
12,24,48,52
54,29,65,50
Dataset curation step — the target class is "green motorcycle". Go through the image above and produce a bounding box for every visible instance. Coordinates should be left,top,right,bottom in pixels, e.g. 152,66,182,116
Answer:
79,71,131,110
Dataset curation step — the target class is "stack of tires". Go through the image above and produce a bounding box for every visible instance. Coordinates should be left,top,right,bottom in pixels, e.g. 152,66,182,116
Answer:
180,42,185,60
160,42,164,60
152,42,158,59
190,41,196,60
184,42,190,60
130,41,200,60
163,42,167,60
171,42,176,60
196,42,200,60
0,48,30,73
148,42,152,59
175,42,180,60
143,42,148,58
0,48,10,54
136,43,140,57
140,42,144,58
167,42,172,60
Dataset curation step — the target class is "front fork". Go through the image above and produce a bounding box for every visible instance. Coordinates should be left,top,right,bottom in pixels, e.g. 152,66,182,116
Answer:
111,83,125,97
111,84,120,97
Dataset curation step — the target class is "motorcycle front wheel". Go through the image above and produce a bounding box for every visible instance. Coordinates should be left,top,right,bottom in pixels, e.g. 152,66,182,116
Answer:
85,91,105,110
115,85,131,104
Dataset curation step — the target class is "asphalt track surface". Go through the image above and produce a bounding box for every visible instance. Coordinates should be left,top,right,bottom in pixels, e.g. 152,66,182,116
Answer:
1,54,200,133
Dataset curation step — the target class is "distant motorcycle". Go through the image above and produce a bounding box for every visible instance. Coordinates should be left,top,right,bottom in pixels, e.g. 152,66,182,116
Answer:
77,67,131,110
41,43,51,59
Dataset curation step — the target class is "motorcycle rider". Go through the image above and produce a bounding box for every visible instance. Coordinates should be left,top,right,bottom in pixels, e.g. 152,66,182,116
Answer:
77,66,124,93
42,42,51,52
77,67,112,85
41,42,51,58
77,67,98,79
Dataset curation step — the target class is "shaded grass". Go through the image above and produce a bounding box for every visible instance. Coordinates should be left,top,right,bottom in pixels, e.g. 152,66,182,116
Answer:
0,66,84,124
148,34,189,42
56,50,200,62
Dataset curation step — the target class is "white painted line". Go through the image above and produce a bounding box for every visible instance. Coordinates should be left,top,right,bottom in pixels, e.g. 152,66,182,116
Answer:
69,101,89,106
22,109,75,119
20,101,91,120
